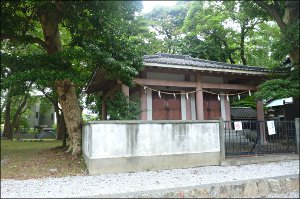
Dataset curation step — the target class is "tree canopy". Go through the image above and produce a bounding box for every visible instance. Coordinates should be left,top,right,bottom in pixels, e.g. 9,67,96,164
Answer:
1,1,299,156
1,1,146,156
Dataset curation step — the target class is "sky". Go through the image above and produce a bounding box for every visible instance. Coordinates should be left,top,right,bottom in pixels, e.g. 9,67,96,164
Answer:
142,1,177,13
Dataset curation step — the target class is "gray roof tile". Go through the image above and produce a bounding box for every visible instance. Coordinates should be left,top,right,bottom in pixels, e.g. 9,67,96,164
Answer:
143,53,271,72
231,107,257,119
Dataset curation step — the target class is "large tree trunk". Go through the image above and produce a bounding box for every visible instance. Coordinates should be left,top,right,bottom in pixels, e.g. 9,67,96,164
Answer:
255,1,299,66
61,112,67,148
38,3,83,156
284,1,299,66
55,80,83,157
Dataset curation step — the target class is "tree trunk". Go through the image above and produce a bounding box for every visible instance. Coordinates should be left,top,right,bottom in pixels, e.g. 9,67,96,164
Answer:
38,4,83,156
3,92,12,140
255,1,299,66
11,95,28,134
61,112,67,148
15,115,21,141
55,80,82,157
284,1,299,66
240,22,247,65
0,90,8,118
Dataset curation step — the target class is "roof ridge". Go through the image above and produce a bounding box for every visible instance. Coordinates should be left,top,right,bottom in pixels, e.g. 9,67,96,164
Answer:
143,53,269,69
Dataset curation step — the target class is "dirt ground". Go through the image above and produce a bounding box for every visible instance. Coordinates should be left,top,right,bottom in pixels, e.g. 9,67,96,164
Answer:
1,139,87,180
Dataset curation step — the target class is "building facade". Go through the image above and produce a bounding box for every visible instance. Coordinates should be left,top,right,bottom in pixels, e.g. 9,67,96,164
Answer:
86,53,274,122
27,99,56,129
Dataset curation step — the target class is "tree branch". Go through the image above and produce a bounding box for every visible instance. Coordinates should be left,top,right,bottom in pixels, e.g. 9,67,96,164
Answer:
0,34,47,50
40,89,62,111
255,1,286,31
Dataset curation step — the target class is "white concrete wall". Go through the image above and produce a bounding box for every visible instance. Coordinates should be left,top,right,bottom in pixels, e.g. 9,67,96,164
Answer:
82,124,90,159
83,121,220,159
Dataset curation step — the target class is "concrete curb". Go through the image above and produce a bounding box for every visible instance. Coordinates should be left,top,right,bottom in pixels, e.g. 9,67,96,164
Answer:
221,154,299,166
84,174,299,198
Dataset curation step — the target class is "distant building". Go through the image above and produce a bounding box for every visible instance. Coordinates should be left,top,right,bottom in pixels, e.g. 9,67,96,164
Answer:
266,97,299,121
27,99,56,129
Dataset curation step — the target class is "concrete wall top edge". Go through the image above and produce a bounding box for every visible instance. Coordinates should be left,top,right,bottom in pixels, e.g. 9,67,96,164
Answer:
88,151,221,159
84,120,221,125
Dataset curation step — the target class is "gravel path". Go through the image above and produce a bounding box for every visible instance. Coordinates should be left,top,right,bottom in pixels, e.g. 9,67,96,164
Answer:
265,191,299,198
1,160,299,198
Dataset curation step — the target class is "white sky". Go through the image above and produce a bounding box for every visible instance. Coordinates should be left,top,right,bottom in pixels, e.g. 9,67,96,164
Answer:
142,1,177,13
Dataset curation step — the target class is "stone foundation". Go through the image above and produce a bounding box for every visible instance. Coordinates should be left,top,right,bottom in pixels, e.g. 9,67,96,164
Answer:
90,175,299,198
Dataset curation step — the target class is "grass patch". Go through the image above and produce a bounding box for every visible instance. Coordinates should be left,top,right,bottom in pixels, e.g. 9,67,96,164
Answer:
1,139,87,180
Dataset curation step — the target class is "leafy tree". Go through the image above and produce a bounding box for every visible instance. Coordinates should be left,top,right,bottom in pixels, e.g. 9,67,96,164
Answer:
1,1,145,156
251,1,300,99
106,91,141,120
182,1,239,63
85,91,141,120
144,2,190,54
255,66,299,100
254,1,299,67
231,95,257,109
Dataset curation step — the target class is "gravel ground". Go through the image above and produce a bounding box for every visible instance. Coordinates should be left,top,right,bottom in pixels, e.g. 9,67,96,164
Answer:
265,191,299,198
1,160,299,198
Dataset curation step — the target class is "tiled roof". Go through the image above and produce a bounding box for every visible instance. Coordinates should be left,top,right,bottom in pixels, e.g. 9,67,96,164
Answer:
143,53,271,72
231,107,257,119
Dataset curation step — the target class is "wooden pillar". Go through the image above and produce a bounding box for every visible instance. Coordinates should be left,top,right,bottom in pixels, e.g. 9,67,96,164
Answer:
121,84,129,98
223,78,231,122
257,100,265,121
140,87,147,120
186,95,191,120
185,74,191,120
224,98,231,122
196,75,204,120
221,94,231,129
257,100,266,144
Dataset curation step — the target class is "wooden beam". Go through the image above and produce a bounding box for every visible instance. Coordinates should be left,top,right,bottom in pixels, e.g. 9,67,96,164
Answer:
134,78,196,88
134,78,257,90
202,83,257,90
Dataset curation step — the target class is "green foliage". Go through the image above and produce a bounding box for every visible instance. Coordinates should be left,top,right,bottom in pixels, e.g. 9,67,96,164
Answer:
231,95,256,109
144,2,190,53
1,1,146,98
255,67,300,100
246,22,281,68
85,94,102,119
39,97,52,115
82,113,98,123
28,127,39,135
106,91,141,120
271,20,300,61
51,124,57,133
